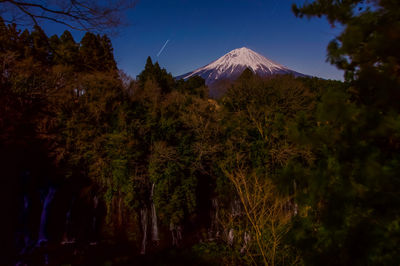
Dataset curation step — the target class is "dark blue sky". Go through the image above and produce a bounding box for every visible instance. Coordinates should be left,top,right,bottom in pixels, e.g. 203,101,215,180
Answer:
43,0,344,80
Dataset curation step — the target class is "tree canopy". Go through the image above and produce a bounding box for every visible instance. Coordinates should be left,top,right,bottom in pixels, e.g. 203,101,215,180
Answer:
2,1,400,264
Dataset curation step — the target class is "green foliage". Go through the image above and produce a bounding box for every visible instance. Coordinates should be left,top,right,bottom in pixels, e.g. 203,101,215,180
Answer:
176,75,208,98
3,2,398,263
51,31,80,67
219,74,316,265
145,89,221,225
293,0,400,110
136,56,175,95
290,1,400,264
80,32,117,72
192,242,249,265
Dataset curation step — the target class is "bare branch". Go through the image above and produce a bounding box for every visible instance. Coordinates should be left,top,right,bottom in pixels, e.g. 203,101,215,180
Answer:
0,0,137,32
223,163,294,266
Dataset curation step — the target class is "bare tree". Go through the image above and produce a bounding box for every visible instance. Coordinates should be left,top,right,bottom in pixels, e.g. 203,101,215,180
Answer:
223,157,299,266
0,0,136,32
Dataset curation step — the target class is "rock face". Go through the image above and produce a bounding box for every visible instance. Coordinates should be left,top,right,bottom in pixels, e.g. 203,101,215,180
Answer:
177,47,307,97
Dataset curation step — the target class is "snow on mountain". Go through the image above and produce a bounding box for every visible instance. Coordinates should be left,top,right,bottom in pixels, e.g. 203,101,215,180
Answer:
177,47,306,86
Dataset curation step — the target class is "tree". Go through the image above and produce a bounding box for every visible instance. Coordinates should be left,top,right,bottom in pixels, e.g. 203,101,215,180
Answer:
224,164,295,266
176,76,208,98
136,57,175,95
51,30,80,66
289,1,400,264
293,0,400,110
79,32,117,72
0,0,136,32
217,74,315,265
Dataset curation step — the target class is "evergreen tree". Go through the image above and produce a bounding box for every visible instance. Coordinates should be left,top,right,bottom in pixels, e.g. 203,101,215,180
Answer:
80,32,102,72
137,57,175,94
293,0,400,110
288,1,400,264
136,56,154,88
53,30,80,66
18,29,32,58
30,25,50,64
100,35,117,71
176,75,207,98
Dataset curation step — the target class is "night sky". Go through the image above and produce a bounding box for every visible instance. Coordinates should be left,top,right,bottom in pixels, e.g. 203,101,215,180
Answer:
36,0,344,80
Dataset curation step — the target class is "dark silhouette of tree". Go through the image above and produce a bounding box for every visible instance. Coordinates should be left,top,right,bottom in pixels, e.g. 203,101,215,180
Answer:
0,0,136,32
50,30,80,66
79,32,116,72
137,56,175,94
293,0,400,110
289,1,400,265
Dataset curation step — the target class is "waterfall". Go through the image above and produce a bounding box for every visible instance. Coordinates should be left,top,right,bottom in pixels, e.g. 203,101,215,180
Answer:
16,171,33,265
24,195,29,209
22,195,30,249
208,197,220,240
150,183,160,242
177,225,182,245
150,203,159,242
140,207,148,254
61,198,75,245
231,198,241,217
227,228,234,246
240,231,251,253
170,223,182,247
293,180,298,216
90,195,99,245
17,195,32,256
140,183,160,254
170,223,176,246
37,187,56,246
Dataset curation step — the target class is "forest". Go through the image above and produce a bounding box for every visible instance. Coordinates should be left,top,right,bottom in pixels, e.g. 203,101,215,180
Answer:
1,0,400,265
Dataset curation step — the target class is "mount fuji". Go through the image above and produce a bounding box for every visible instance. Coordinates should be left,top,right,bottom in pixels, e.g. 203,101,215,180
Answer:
177,47,307,96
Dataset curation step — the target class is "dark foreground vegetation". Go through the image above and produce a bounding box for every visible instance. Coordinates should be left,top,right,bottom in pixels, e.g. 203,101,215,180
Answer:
1,0,399,265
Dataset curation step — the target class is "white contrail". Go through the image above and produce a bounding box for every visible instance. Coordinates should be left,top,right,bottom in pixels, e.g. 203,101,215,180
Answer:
157,39,170,57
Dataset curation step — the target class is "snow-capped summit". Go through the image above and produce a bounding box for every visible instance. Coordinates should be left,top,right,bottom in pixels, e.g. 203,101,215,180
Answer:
177,47,306,87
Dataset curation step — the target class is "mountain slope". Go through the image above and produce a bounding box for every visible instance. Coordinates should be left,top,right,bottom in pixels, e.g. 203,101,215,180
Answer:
177,47,307,94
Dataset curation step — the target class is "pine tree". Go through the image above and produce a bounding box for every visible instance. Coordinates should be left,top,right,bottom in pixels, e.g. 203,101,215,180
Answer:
100,35,117,71
30,25,50,64
137,56,154,86
293,0,400,110
80,32,101,72
289,1,400,264
137,57,174,94
54,31,80,66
